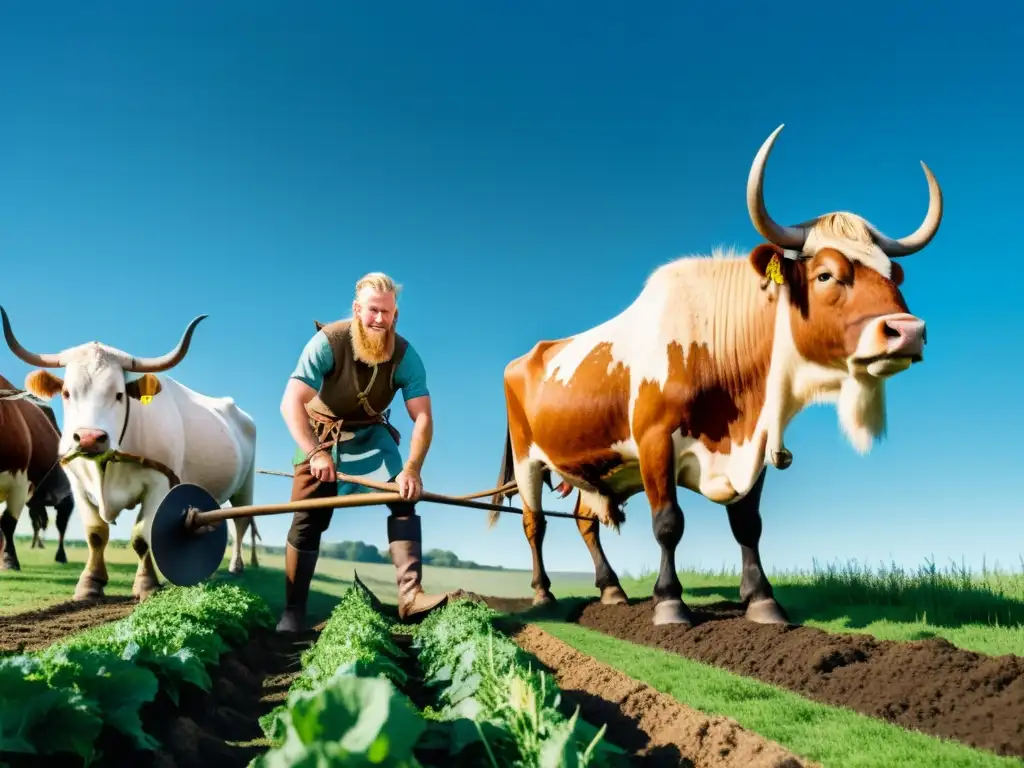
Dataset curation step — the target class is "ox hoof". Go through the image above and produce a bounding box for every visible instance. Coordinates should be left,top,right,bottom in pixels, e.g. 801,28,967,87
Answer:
134,585,162,602
55,549,68,565
532,590,556,607
0,556,20,572
600,585,628,605
771,449,793,470
653,599,693,626
228,560,244,575
746,598,790,625
133,579,162,602
74,575,107,601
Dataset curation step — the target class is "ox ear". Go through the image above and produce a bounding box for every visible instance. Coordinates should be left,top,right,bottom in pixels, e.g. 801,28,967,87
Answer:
749,244,785,278
889,261,905,287
125,374,163,402
25,370,63,399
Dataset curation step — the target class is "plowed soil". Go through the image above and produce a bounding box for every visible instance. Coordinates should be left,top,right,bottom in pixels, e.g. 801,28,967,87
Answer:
573,598,1024,760
509,622,816,767
0,596,138,653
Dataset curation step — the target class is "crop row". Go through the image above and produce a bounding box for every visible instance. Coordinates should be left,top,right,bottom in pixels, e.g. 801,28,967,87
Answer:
258,580,628,767
0,582,274,764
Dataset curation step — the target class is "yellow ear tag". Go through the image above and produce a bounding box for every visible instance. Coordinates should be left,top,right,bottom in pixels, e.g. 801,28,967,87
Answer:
765,254,784,285
140,395,153,405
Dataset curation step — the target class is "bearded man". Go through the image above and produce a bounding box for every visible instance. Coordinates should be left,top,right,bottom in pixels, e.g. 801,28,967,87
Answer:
276,272,454,632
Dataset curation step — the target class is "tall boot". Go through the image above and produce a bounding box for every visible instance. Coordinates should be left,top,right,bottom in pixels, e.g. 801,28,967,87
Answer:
388,514,451,622
276,542,319,633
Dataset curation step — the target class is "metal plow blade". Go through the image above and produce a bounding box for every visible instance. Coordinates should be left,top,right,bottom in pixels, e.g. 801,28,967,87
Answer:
352,570,388,616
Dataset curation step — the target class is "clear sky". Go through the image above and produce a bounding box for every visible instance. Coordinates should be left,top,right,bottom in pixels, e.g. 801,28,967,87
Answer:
2,2,1021,580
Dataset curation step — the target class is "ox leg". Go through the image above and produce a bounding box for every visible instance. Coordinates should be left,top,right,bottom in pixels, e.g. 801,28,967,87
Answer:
639,432,692,626
131,497,162,601
228,518,251,575
515,459,555,605
524,505,555,605
53,496,73,565
574,492,627,605
73,495,109,600
727,469,789,624
0,484,28,571
28,502,46,549
228,460,257,574
249,518,260,568
0,510,21,570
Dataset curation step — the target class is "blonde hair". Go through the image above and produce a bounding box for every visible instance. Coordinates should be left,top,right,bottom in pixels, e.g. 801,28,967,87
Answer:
354,272,402,302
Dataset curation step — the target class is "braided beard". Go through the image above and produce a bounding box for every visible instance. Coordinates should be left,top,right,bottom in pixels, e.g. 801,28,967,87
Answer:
351,313,396,365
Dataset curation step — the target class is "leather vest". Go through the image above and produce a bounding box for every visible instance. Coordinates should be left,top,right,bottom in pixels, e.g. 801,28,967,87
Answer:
304,319,407,448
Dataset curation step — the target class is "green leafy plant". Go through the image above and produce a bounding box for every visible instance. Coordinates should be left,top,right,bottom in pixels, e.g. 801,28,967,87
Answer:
259,579,411,743
411,599,626,767
0,582,273,763
0,655,103,760
255,582,624,767
254,668,425,768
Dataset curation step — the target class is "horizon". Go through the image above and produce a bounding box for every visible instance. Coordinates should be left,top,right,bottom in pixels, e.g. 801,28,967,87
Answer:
2,1,1022,583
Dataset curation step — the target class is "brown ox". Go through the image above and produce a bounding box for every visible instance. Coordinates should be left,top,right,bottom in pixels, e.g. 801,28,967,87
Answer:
0,375,75,570
490,124,941,626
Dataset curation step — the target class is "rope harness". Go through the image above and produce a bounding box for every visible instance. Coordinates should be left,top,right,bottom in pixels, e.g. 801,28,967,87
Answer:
58,389,182,487
0,386,181,488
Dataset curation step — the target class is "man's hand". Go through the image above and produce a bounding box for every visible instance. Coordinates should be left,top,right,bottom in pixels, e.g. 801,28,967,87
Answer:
310,450,336,483
396,466,422,501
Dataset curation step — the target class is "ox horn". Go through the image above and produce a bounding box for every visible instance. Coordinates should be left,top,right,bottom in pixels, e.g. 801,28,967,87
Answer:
0,306,66,368
746,124,808,251
122,315,209,373
871,161,943,257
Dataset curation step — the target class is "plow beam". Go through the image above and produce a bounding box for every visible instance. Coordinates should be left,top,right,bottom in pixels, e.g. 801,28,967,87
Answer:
149,471,586,587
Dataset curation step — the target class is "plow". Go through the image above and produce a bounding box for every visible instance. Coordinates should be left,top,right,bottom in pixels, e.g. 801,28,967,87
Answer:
147,467,583,588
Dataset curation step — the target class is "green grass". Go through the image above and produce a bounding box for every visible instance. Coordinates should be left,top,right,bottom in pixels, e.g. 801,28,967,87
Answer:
5,540,1023,656
0,543,593,622
0,545,140,614
531,619,1020,768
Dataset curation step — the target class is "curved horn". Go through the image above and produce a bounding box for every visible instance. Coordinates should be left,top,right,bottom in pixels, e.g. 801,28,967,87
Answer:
0,306,65,368
124,315,209,373
872,161,943,257
747,124,808,250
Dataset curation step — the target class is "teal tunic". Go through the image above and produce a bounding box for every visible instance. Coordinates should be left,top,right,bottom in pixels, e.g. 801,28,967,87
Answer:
289,330,430,495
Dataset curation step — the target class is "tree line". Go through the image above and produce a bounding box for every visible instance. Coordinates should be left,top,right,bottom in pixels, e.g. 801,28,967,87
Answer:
16,535,505,571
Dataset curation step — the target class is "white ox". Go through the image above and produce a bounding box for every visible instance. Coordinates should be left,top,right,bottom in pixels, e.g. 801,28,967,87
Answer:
0,309,259,601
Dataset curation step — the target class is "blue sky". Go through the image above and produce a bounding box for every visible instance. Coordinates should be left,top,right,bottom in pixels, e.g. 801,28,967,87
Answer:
2,2,1021,579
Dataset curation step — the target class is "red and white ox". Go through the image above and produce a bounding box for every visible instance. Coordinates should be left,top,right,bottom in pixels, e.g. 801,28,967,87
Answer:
491,124,940,626
1,310,261,601
0,375,75,570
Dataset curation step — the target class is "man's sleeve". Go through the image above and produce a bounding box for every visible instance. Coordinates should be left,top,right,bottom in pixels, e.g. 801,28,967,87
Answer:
290,331,334,392
394,343,430,401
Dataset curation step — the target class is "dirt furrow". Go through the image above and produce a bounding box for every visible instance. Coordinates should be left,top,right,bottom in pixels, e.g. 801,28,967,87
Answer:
509,622,817,768
0,596,138,653
574,599,1024,759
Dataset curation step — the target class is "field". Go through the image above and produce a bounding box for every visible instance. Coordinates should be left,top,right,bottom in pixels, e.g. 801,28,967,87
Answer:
2,541,1023,767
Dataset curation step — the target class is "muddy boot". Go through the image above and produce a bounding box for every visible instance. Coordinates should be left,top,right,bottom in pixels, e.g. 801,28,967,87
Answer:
388,514,451,622
276,542,319,633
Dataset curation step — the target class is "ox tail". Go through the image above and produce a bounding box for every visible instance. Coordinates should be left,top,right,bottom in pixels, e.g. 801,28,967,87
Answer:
250,517,262,544
489,422,517,528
